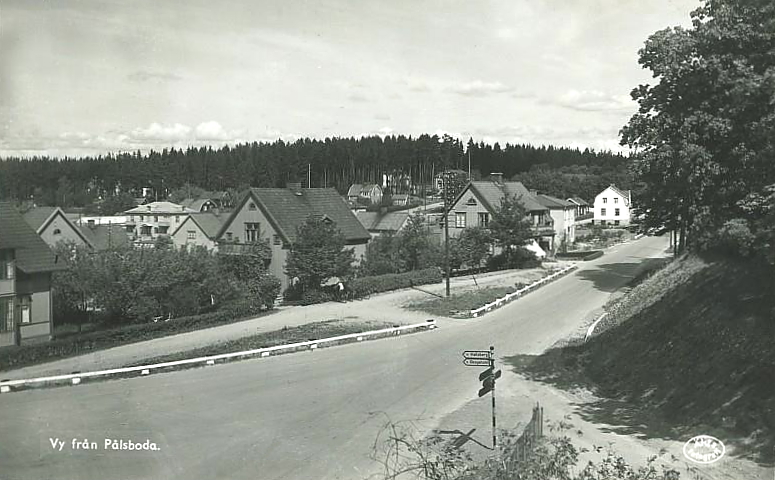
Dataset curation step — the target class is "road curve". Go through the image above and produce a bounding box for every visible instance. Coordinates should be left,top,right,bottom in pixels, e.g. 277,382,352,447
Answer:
0,236,669,480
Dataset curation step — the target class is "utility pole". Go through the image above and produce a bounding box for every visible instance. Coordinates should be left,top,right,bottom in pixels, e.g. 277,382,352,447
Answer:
443,173,450,297
308,164,311,188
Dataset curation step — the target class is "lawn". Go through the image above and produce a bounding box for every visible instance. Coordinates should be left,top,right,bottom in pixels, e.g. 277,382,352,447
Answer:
405,286,518,317
134,319,395,366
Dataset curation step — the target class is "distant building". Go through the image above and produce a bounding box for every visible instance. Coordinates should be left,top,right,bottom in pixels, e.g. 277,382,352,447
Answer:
0,202,66,346
78,224,131,251
446,175,556,253
179,198,219,213
355,211,410,237
566,197,591,217
123,202,197,244
534,194,576,247
391,194,410,206
434,169,467,192
346,183,383,205
170,212,226,251
22,206,93,250
216,184,371,291
593,185,632,226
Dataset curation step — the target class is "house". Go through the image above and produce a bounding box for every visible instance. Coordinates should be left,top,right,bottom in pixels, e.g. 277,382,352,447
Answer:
355,211,410,237
179,198,218,213
74,215,128,227
215,184,371,290
0,202,66,347
593,185,632,226
170,212,226,250
78,224,131,251
445,174,556,253
123,201,197,244
391,194,410,206
535,194,577,247
566,197,591,217
346,183,383,205
22,206,94,250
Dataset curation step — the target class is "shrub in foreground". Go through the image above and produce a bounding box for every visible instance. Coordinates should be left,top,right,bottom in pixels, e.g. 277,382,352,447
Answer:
349,267,442,299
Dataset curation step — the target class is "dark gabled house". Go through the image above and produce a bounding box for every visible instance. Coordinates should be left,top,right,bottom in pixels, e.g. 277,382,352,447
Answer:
445,174,556,253
0,202,67,347
22,206,94,250
215,184,371,290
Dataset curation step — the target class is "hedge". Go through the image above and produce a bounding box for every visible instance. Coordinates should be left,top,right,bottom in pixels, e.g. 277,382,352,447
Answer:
556,250,604,261
0,301,266,373
349,267,442,299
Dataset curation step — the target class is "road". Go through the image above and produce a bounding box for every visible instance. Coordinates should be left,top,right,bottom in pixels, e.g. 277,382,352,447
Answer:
0,236,670,480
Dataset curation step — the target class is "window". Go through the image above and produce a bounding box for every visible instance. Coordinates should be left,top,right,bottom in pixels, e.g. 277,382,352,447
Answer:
154,215,159,222
19,296,30,324
248,202,257,211
614,197,619,204
602,198,608,204
53,228,61,235
466,198,477,206
175,216,180,223
0,250,14,280
614,220,620,226
226,232,233,241
0,298,13,332
139,215,144,222
158,226,169,234
615,208,620,217
455,213,466,228
187,230,196,240
273,234,281,246
601,208,607,216
478,212,489,227
245,223,260,242
140,225,152,236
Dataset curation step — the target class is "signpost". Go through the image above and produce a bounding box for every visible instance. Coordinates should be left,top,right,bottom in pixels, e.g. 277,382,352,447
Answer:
462,346,499,449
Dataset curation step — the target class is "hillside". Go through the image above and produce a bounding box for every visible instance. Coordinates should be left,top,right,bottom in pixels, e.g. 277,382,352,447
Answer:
517,254,775,463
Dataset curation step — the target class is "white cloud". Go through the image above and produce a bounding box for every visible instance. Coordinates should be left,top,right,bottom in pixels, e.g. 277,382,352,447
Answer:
554,89,634,112
448,80,512,96
194,121,230,141
129,122,192,142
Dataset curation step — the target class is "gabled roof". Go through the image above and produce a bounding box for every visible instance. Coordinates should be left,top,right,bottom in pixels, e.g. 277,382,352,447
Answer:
23,206,94,248
124,201,196,215
567,197,590,206
172,212,225,239
535,194,574,209
347,184,363,197
355,211,410,232
218,188,371,244
457,181,547,213
599,184,631,206
78,225,131,250
180,198,216,212
0,202,66,273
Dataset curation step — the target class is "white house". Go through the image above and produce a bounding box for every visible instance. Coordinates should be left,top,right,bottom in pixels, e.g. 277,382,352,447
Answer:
593,185,632,226
535,194,576,246
123,201,197,244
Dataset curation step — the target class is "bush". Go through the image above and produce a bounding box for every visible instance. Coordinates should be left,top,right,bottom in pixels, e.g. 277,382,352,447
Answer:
349,267,442,299
300,289,335,305
556,250,604,261
0,300,267,372
486,247,540,271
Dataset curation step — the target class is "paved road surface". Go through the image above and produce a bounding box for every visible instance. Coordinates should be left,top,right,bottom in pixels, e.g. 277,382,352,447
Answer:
0,236,669,480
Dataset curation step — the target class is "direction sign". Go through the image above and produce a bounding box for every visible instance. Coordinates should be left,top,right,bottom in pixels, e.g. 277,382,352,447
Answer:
462,350,491,359
479,368,502,382
463,358,491,367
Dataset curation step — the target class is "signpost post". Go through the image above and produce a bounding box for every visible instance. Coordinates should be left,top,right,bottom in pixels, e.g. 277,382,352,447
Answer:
462,346,499,449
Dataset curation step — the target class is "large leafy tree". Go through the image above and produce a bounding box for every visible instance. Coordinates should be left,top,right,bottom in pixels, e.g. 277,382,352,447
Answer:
285,216,355,291
488,194,535,253
620,0,775,252
450,227,493,269
398,213,441,271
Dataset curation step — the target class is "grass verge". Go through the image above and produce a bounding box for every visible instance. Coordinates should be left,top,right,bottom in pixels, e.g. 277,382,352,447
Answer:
405,286,519,317
137,319,394,366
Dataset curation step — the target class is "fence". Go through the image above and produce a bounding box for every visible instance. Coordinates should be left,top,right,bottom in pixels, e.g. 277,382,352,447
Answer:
504,403,544,471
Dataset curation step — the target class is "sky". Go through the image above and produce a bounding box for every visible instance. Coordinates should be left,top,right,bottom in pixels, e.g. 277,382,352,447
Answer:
0,0,699,158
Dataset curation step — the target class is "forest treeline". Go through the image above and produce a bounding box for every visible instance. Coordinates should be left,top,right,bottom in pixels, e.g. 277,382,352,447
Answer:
0,134,630,207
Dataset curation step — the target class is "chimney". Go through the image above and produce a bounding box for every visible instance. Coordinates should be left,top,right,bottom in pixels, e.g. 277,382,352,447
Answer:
490,172,504,184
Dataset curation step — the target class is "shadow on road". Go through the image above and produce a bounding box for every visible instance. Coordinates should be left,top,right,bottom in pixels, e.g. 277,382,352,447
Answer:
434,428,492,451
574,258,667,293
